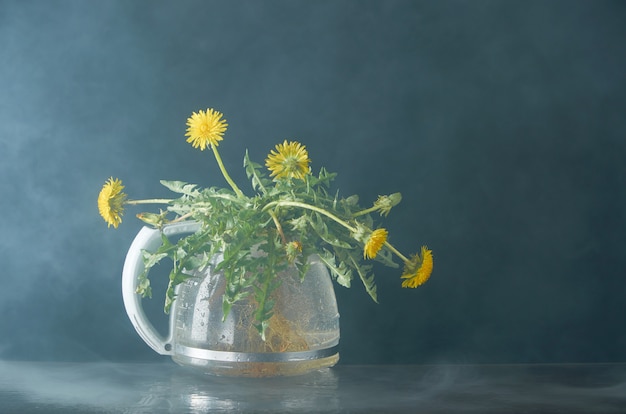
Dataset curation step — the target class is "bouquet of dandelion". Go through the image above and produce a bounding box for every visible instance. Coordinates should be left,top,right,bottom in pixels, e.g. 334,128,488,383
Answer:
98,108,433,339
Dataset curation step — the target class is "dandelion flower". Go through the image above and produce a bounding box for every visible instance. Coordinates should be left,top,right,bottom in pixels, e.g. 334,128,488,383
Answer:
265,140,310,180
98,177,127,228
364,228,388,259
401,246,433,288
185,108,228,150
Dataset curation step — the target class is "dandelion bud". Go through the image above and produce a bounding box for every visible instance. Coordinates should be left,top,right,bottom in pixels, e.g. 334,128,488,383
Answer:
374,193,402,216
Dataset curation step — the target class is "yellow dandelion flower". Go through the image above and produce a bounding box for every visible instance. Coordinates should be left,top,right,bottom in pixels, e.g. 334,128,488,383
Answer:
265,140,311,180
401,246,433,288
185,108,228,150
364,228,388,259
98,177,127,228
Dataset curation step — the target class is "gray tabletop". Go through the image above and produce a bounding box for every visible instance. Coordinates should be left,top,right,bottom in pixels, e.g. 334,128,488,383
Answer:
1,361,624,413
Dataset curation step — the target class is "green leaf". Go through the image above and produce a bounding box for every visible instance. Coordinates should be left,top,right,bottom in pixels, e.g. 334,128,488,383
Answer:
373,247,400,268
317,167,337,188
163,278,178,314
295,261,311,281
318,249,353,288
243,150,271,194
307,213,352,248
135,277,152,298
221,265,253,321
255,320,270,341
137,236,174,299
349,255,378,303
160,180,200,197
222,288,251,321
142,250,168,271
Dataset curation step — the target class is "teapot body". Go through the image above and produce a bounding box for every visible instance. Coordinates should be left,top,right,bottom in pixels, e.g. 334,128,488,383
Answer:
171,254,340,376
122,222,340,377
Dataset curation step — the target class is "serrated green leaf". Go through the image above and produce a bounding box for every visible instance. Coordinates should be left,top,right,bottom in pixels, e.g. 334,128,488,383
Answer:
142,250,168,270
164,278,176,314
317,167,337,187
373,247,400,268
135,278,152,298
349,255,378,303
318,249,352,288
307,213,352,248
244,150,271,194
160,180,200,197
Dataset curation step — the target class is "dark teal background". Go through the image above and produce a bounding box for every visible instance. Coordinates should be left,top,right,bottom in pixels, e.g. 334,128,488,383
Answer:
1,0,624,364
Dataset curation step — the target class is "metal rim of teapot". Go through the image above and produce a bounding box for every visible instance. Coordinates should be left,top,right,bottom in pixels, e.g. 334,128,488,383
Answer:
174,344,339,363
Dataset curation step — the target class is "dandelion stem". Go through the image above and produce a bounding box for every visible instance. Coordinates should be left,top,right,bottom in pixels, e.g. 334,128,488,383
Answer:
266,199,410,264
212,145,245,198
263,200,357,233
352,205,378,217
268,210,287,244
384,241,409,262
126,199,172,205
170,212,193,223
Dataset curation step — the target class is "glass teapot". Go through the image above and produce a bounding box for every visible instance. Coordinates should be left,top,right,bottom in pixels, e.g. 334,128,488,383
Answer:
121,221,340,377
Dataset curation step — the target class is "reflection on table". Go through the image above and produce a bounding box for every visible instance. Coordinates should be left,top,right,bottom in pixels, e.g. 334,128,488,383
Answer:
1,361,625,413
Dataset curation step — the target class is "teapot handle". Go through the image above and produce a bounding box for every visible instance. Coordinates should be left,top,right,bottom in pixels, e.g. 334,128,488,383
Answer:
121,221,201,355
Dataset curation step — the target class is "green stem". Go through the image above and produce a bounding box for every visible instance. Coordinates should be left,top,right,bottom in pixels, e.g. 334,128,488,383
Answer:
255,231,278,341
263,200,357,233
263,200,411,264
352,205,378,217
126,199,172,205
268,210,287,244
170,212,193,223
212,145,245,198
384,241,409,263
